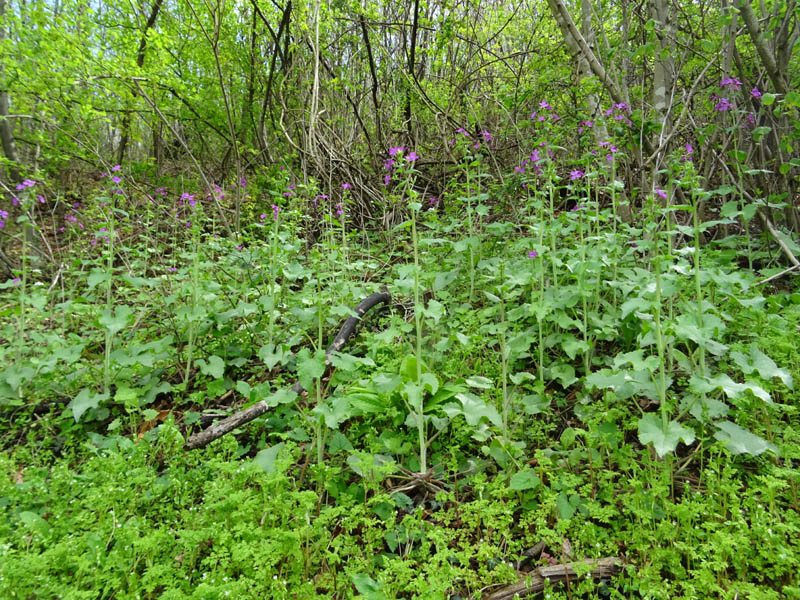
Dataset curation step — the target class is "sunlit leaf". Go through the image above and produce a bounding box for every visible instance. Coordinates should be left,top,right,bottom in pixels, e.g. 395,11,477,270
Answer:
713,421,777,456
637,414,695,457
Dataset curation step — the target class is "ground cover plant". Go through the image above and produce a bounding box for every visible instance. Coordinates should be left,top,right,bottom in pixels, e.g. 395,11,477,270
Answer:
1,0,799,598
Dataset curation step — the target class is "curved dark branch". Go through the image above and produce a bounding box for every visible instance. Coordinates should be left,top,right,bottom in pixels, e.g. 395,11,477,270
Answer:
184,290,391,450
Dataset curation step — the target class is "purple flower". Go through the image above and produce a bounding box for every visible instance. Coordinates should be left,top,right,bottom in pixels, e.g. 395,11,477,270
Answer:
750,87,762,99
528,250,537,258
429,197,439,207
111,176,122,184
342,183,352,190
16,179,36,190
481,130,492,143
684,143,694,155
406,151,419,162
186,220,191,228
655,188,667,200
180,192,194,204
745,113,756,128
111,164,121,172
240,177,247,188
455,127,470,136
384,174,391,186
529,111,537,120
539,100,552,110
259,213,267,221
720,77,742,91
335,203,344,216
272,204,280,220
168,267,177,272
514,166,525,174
389,146,404,157
570,170,584,180
530,149,540,162
0,209,7,229
714,97,734,112
37,195,45,203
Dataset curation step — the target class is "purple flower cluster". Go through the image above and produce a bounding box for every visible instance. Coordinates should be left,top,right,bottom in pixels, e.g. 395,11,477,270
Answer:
598,140,619,162
517,147,545,176
0,209,8,229
530,100,559,123
720,77,742,91
604,103,632,125
15,178,37,191
713,96,734,112
451,127,492,150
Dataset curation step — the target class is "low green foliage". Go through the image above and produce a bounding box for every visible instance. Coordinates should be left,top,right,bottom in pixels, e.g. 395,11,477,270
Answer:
1,135,799,599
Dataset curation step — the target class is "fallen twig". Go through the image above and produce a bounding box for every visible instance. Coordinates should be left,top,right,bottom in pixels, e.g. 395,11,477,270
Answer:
484,557,624,600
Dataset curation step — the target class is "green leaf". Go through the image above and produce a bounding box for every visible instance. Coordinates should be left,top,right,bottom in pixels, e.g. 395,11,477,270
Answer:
19,511,51,537
350,573,387,599
329,352,374,371
297,348,326,391
328,431,354,454
314,395,351,427
98,305,132,336
730,344,793,389
556,492,577,520
465,376,493,390
197,355,225,379
421,299,444,323
257,343,284,369
761,92,776,106
254,443,286,474
520,394,550,415
550,363,577,387
68,388,109,422
637,414,695,457
450,392,503,428
264,388,297,407
680,394,730,423
691,373,772,404
419,372,440,395
87,268,110,290
402,381,424,413
400,355,418,382
713,421,777,456
509,469,541,491
114,385,139,406
235,380,252,399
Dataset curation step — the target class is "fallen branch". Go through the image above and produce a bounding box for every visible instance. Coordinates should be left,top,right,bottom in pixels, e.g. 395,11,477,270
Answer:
184,290,391,450
484,557,624,600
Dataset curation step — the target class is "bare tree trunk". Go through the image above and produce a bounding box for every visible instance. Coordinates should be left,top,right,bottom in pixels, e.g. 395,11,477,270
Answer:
649,0,675,173
0,0,21,181
117,0,164,165
359,14,383,148
736,0,789,95
579,0,608,143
